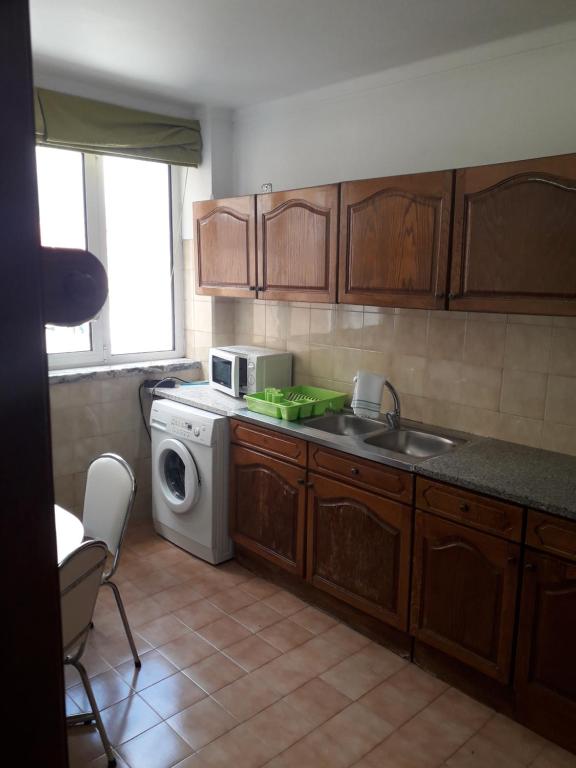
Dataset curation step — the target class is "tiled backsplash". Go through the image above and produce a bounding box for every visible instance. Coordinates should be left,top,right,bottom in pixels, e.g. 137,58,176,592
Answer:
49,368,201,518
231,299,576,456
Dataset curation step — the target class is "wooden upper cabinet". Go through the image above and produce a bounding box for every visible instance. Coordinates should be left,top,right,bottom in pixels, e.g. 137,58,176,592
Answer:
194,196,257,298
450,154,576,315
339,171,454,309
411,512,519,682
257,184,339,302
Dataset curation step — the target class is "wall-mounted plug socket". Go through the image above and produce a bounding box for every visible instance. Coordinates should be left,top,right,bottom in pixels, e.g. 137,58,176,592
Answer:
261,182,272,193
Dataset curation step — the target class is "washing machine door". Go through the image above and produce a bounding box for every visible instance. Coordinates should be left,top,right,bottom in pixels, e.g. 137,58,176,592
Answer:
156,438,200,514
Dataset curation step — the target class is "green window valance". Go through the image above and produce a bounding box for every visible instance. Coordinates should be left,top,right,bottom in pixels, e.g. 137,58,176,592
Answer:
34,88,202,167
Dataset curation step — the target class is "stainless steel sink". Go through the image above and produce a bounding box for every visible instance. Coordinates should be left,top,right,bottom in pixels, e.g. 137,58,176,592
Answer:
303,413,385,437
364,428,465,458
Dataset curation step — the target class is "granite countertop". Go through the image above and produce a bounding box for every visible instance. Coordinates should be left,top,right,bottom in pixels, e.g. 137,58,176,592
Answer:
418,439,576,520
156,384,576,522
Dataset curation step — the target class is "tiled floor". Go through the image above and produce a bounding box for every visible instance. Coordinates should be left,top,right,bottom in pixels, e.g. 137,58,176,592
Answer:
67,520,576,768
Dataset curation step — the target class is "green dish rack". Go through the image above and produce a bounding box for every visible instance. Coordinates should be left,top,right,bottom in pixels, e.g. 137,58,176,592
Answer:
245,385,347,421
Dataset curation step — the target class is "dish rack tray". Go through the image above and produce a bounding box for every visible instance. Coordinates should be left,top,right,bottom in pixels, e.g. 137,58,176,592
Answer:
245,385,347,421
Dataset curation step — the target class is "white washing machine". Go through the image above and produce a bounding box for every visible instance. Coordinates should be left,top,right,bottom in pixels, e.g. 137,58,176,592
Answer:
151,398,233,564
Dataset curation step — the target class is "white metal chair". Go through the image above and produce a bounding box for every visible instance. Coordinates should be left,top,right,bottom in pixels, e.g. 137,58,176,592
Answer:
60,539,116,767
83,453,141,667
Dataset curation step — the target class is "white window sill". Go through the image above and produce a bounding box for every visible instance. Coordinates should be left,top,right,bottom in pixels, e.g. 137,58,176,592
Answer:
48,358,202,385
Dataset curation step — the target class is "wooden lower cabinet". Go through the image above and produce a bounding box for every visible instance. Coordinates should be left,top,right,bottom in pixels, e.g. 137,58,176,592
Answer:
515,550,576,751
411,511,520,683
229,444,306,576
306,473,412,630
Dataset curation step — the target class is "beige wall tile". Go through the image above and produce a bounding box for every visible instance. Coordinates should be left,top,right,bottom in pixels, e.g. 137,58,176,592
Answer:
496,414,543,448
428,317,465,362
308,345,335,380
334,308,363,348
286,341,309,378
504,324,552,373
500,370,547,419
360,350,393,379
422,399,465,431
362,312,395,353
541,422,576,456
49,380,102,409
266,303,289,340
391,355,427,397
310,308,335,345
51,404,104,442
333,347,363,384
458,405,502,438
549,327,576,376
287,306,310,343
393,313,429,356
506,314,555,326
463,321,506,368
426,360,461,404
54,474,75,510
213,299,236,335
545,375,576,426
193,301,214,334
235,300,266,337
459,364,502,410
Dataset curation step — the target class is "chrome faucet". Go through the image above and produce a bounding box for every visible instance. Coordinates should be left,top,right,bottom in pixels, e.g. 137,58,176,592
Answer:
383,380,401,429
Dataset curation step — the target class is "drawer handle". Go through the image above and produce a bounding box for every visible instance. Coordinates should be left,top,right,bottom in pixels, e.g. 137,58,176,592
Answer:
459,502,470,513
297,479,314,488
525,562,537,571
350,467,360,475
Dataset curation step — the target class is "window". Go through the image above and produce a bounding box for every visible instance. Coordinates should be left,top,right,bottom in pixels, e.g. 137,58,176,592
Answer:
36,147,182,368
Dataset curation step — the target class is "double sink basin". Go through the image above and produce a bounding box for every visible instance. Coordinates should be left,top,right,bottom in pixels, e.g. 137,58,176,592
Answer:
299,412,468,464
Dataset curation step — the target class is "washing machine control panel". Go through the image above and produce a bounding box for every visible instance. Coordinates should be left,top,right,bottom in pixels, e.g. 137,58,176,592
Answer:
169,417,212,445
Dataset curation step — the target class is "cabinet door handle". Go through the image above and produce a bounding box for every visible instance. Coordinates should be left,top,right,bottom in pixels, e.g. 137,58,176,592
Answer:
507,556,517,566
525,562,537,571
297,479,314,488
350,467,359,475
459,502,470,513
248,285,256,291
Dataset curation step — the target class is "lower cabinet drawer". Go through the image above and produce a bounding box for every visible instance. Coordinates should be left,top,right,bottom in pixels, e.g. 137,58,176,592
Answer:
230,418,307,466
309,443,413,504
416,477,523,542
526,509,576,562
307,472,412,630
411,511,520,682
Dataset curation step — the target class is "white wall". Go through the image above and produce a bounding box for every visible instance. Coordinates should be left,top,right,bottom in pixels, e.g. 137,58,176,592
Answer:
233,22,576,194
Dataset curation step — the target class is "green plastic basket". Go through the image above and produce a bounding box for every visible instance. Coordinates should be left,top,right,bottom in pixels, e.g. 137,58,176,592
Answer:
245,385,347,421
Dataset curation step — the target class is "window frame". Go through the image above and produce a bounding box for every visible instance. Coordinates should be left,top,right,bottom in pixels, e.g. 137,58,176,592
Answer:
43,150,184,370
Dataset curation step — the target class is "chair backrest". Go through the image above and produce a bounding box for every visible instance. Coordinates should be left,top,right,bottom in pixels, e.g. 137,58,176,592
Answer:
60,539,108,655
82,453,136,564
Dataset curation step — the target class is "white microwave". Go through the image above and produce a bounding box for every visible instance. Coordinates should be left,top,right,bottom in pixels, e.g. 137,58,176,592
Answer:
209,345,293,398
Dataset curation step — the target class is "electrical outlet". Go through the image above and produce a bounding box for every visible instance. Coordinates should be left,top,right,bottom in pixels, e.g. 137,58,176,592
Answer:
261,182,272,193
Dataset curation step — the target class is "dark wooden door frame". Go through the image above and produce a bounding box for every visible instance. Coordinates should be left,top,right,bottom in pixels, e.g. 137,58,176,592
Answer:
0,1,69,764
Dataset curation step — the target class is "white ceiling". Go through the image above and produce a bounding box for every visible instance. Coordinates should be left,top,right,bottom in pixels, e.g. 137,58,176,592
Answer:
30,0,576,110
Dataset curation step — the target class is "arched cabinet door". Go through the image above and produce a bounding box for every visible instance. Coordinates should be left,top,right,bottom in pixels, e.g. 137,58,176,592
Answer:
306,473,412,630
194,196,257,298
450,154,576,315
515,551,576,753
411,511,520,682
229,444,306,575
339,171,453,309
257,184,339,303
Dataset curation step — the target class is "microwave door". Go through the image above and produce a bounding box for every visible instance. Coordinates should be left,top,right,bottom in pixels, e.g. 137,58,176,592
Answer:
210,351,240,396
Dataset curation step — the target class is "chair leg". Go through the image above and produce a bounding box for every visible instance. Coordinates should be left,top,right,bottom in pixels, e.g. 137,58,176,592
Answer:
104,580,141,667
72,659,116,767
